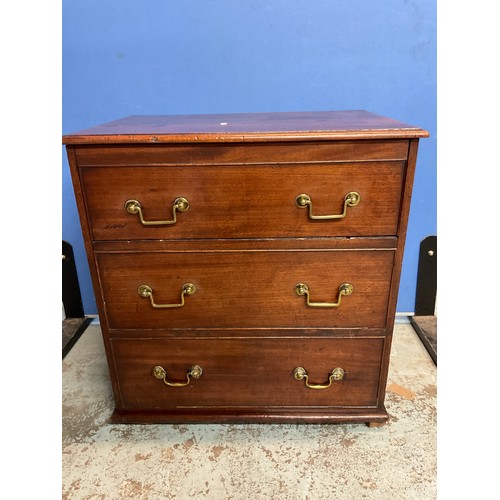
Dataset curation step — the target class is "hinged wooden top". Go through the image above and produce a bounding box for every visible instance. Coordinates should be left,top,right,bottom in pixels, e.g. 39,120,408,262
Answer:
62,110,429,145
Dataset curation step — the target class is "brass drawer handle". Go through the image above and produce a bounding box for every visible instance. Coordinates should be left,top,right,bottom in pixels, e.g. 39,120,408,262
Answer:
153,365,203,387
125,197,189,226
295,192,360,220
293,366,345,389
294,282,353,308
138,283,196,308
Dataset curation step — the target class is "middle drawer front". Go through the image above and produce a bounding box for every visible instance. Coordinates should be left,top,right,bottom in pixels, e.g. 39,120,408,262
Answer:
111,336,385,409
97,249,394,330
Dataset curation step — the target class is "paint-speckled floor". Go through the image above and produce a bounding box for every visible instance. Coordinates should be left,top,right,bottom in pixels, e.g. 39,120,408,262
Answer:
62,321,436,499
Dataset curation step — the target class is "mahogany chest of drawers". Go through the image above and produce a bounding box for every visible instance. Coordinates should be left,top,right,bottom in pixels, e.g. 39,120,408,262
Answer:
63,110,428,425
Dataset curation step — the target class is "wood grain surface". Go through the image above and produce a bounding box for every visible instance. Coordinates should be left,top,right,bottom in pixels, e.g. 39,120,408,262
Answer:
110,336,384,409
97,249,394,329
63,110,429,144
82,162,404,240
73,140,409,166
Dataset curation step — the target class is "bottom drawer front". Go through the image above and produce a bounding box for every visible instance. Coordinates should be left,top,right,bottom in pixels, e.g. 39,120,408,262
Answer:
111,337,384,409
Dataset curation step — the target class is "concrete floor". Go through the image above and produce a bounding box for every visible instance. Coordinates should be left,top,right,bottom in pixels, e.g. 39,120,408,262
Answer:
62,321,436,499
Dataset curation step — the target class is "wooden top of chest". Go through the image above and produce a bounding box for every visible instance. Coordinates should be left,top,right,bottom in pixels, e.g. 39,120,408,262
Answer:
63,110,429,145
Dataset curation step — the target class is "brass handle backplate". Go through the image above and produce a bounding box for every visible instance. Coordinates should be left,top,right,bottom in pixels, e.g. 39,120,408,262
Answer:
295,282,353,308
153,365,203,387
138,283,196,309
125,197,189,226
293,366,345,389
295,192,360,220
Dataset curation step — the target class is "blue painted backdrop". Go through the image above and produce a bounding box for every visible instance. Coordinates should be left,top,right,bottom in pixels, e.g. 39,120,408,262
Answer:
63,0,436,315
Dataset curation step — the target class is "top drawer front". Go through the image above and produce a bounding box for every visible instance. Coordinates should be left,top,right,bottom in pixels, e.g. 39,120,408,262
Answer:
81,162,404,240
74,140,409,166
